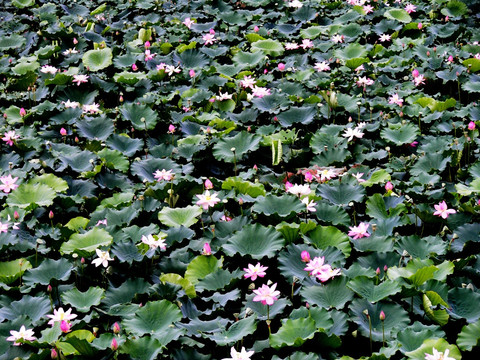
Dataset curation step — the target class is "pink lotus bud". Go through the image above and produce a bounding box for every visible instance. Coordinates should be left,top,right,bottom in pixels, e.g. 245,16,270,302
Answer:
49,210,54,219
14,211,19,220
253,164,258,171
301,250,311,262
305,302,310,309
305,172,313,183
132,64,138,71
427,51,430,56
285,181,293,190
247,126,251,132
204,179,213,189
409,141,418,147
254,25,259,32
412,69,419,78
448,55,454,62
189,69,196,78
238,198,244,205
20,108,26,117
274,116,278,122
278,63,285,71
3,113,7,118
60,128,67,136
468,121,476,130
51,348,58,359
202,243,212,255
209,98,215,103
60,320,71,333
47,284,53,293
81,257,85,264
113,322,120,334
376,267,381,275
379,310,386,321
264,69,268,74
384,265,388,271
73,38,78,44
119,95,124,102
144,41,151,48
385,181,393,191
209,28,215,34
417,22,423,29
445,16,449,22
111,338,118,351
168,124,175,134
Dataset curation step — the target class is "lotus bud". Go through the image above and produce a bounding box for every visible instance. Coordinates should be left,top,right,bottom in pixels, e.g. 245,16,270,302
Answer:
20,108,26,117
209,28,215,34
385,181,393,191
60,128,67,136
3,113,7,118
418,22,423,29
301,251,311,262
81,257,85,264
73,38,78,44
168,124,175,134
49,211,54,219
189,69,196,78
111,338,118,351
448,55,453,62
376,267,380,275
412,69,419,78
253,164,258,171
113,322,120,334
14,211,19,220
60,320,71,333
379,310,386,321
75,137,79,143
254,25,259,32
119,95,124,102
144,41,151,48
47,284,52,293
51,348,58,359
468,121,476,130
132,64,138,71
278,63,285,71
305,172,313,183
204,179,213,190
202,243,212,255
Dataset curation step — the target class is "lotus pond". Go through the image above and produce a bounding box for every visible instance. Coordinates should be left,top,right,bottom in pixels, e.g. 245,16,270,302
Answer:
1,0,480,359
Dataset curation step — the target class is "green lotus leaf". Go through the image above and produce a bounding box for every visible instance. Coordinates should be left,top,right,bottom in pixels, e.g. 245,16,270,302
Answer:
65,217,90,231
23,258,72,286
77,116,114,141
212,131,261,162
347,276,402,303
272,353,319,360
97,148,129,172
120,336,164,360
388,259,438,287
441,0,468,18
345,57,369,69
233,51,265,68
0,258,31,285
301,276,354,309
334,43,368,60
423,291,449,326
0,296,50,325
30,174,68,192
276,222,301,243
362,170,391,188
381,123,419,145
206,316,257,346
339,23,362,38
304,225,351,258
395,235,447,259
120,103,159,131
82,47,113,72
185,255,221,285
60,227,113,256
174,49,210,68
12,0,35,8
102,278,150,308
251,39,284,57
223,224,284,259
397,322,445,353
215,99,236,112
277,106,316,127
61,287,105,312
160,273,196,298
292,5,317,22
457,318,480,351
196,268,241,292
158,205,202,228
222,177,266,197
384,9,412,23
252,194,304,217
405,338,461,360
270,317,317,349
448,287,480,323
0,34,26,50
317,183,365,206
463,58,480,72
462,80,480,93
113,71,146,84
245,33,265,43
300,26,323,39
123,300,182,337
111,241,143,264
349,298,409,341
6,183,57,209
106,134,143,157
12,58,40,75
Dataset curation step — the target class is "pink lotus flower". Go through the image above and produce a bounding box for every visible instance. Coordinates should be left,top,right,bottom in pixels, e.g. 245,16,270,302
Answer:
41,65,58,74
433,201,456,219
202,243,212,255
287,184,311,197
315,266,341,282
141,234,167,250
202,33,217,45
60,320,71,333
144,49,155,61
379,34,391,42
302,197,317,212
251,86,271,98
0,175,19,193
252,283,280,305
331,34,344,44
300,39,314,49
414,74,426,87
425,348,455,360
153,169,174,181
304,172,313,182
388,93,403,106
244,263,268,281
183,18,194,28
363,4,374,14
47,307,78,326
72,74,89,86
314,61,330,72
92,249,114,267
196,190,220,210
0,221,9,233
348,222,371,239
240,75,256,89
301,251,311,262
404,4,416,13
82,103,101,114
304,256,327,276
168,124,176,134
6,325,36,346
